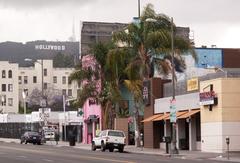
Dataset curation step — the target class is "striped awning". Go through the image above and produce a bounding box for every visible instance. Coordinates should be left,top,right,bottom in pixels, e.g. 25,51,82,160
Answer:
152,113,170,121
141,114,163,122
178,109,200,119
164,111,189,120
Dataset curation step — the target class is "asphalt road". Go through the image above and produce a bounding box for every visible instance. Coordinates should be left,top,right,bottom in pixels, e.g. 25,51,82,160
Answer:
0,142,235,163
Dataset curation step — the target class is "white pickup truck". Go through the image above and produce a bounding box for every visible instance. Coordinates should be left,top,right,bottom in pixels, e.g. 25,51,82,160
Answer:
91,130,126,152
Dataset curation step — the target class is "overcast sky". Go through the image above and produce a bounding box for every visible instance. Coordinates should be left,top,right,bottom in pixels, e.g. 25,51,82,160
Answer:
0,0,239,48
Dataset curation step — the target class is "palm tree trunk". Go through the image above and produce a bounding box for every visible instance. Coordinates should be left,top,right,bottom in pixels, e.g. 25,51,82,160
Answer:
134,103,140,147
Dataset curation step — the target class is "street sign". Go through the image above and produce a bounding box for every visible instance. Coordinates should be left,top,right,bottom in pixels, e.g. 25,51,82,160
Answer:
40,99,46,107
170,99,176,123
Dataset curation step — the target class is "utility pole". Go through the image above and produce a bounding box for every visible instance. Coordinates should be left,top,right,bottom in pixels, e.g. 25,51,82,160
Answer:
170,17,179,155
138,0,140,18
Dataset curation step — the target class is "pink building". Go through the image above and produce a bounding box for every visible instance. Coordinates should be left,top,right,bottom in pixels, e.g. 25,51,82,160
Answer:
82,55,102,144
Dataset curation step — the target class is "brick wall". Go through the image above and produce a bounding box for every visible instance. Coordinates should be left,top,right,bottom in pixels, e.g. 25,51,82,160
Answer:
143,78,170,148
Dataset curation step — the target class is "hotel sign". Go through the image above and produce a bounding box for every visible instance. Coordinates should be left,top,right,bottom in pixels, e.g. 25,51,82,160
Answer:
187,78,199,91
199,91,217,106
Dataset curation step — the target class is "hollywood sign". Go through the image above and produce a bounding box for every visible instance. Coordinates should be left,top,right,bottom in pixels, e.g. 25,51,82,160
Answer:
35,45,66,51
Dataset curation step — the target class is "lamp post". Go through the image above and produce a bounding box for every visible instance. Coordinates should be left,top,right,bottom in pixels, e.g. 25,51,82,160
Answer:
24,58,45,127
63,95,67,141
170,17,179,155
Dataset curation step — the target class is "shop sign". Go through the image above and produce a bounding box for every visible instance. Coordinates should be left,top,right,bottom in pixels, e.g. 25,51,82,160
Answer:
170,99,176,123
143,80,151,106
199,91,217,106
187,78,199,91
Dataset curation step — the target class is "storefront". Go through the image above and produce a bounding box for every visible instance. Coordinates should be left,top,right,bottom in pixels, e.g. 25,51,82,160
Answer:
150,92,201,151
200,78,240,152
143,77,240,152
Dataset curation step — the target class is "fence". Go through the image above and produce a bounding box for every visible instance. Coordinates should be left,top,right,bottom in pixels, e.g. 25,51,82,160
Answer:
0,122,40,139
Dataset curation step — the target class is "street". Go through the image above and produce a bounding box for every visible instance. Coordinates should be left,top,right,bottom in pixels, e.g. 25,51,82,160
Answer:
0,142,235,163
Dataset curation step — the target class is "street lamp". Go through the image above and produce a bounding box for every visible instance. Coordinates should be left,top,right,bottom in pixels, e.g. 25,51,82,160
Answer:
63,95,67,141
24,58,46,127
170,17,179,154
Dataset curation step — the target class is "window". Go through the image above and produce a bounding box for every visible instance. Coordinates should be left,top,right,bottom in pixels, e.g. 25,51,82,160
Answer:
24,76,28,84
8,70,12,78
62,89,66,96
2,70,6,78
44,83,47,89
44,69,47,76
19,76,22,84
1,95,6,106
62,76,66,84
68,89,72,97
53,76,57,83
68,78,72,85
2,84,6,92
8,84,13,92
33,76,37,83
8,98,13,106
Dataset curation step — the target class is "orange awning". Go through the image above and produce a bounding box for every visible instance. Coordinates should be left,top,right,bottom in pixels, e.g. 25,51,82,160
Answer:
165,111,189,120
152,113,170,121
178,109,200,119
141,114,163,122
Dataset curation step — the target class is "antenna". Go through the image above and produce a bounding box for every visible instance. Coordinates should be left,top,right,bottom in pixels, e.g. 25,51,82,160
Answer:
69,18,76,42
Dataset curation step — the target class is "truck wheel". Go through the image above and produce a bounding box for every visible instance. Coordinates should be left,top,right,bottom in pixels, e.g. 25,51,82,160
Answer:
91,142,96,151
109,147,114,152
119,146,124,153
101,142,106,152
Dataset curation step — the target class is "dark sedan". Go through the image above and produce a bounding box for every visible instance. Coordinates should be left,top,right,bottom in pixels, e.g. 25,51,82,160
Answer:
20,131,42,145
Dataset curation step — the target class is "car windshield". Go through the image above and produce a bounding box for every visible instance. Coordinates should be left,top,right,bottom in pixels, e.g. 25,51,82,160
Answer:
108,131,124,137
28,132,39,136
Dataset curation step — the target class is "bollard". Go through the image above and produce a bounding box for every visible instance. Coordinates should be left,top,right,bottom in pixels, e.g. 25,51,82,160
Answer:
226,136,230,160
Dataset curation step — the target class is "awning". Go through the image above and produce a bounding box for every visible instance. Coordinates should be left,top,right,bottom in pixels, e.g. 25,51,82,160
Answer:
165,111,189,120
152,113,170,121
141,114,163,122
178,109,200,119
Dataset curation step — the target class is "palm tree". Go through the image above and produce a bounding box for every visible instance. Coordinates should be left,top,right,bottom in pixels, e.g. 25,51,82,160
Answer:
112,3,196,146
113,3,196,80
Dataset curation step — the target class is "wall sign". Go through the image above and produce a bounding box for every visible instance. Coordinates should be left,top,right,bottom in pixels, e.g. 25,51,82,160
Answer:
143,80,151,106
187,78,199,91
199,91,217,106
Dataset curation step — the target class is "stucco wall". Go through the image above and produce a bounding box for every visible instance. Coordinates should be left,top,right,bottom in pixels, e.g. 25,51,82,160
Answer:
200,78,240,152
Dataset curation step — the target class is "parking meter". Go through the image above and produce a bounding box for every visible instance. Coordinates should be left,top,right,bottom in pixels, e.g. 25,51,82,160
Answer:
226,136,230,160
226,137,230,145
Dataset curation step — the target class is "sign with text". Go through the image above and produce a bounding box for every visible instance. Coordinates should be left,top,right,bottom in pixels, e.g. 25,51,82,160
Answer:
170,99,177,123
187,78,199,91
143,80,151,106
199,91,217,106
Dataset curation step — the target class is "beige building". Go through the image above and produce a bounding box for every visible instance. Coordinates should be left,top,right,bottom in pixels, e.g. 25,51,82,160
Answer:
0,61,19,113
1,60,78,113
200,78,240,152
143,75,240,153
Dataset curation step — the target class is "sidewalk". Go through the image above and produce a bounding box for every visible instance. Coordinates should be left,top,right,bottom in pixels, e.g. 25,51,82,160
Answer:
1,138,240,162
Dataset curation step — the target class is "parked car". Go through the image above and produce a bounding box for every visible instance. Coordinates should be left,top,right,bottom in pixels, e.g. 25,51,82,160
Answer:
92,130,126,152
20,131,42,145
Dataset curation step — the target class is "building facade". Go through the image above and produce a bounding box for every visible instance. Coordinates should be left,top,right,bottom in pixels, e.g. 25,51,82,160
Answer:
0,61,19,113
0,60,79,114
18,60,78,108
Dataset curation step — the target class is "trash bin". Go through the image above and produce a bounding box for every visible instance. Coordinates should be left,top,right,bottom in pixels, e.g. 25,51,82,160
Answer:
69,135,76,146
